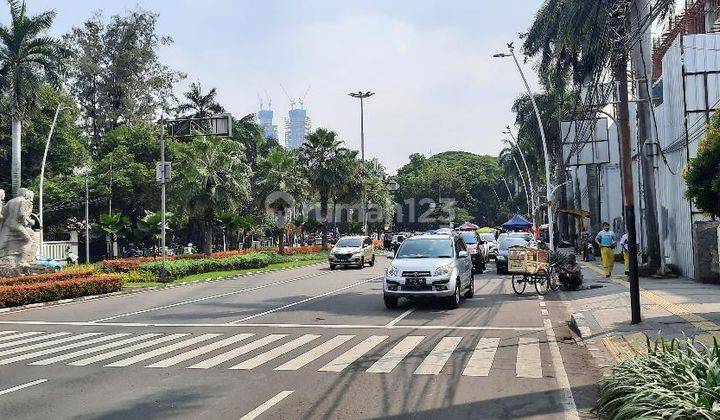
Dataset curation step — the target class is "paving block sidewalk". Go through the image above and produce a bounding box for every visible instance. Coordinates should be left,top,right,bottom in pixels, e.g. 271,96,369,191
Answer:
559,260,720,365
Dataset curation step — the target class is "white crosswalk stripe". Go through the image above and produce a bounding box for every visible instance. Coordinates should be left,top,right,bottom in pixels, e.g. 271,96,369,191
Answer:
0,333,100,357
230,334,320,370
319,336,388,372
462,337,500,377
29,334,160,365
414,336,462,375
0,331,44,344
366,336,425,374
147,334,254,368
68,334,189,366
105,334,222,367
187,334,286,369
516,337,542,378
275,335,354,371
0,330,549,379
0,333,129,365
0,332,71,350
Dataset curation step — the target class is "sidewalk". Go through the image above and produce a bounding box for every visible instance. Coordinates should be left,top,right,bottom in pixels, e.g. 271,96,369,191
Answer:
560,260,720,366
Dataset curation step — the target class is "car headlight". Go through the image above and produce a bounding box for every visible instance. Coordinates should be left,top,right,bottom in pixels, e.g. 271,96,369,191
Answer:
433,263,453,277
386,265,399,277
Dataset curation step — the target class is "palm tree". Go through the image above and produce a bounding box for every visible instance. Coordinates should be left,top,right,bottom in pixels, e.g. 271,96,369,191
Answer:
0,0,68,195
255,147,309,254
99,212,130,258
177,82,225,119
299,128,346,248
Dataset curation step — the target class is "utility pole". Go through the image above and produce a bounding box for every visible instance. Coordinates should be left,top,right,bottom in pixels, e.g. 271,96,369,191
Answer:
612,4,642,324
630,0,661,272
504,129,536,225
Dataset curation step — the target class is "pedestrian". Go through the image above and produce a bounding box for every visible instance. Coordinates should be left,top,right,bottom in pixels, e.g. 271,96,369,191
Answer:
594,222,616,277
63,245,77,265
619,232,630,275
558,254,583,290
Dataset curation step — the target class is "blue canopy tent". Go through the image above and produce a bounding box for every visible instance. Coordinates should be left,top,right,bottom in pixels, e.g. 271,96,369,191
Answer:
501,215,533,230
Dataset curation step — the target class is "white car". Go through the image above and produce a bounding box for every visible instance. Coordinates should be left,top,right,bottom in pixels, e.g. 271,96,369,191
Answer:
328,236,375,269
383,234,474,309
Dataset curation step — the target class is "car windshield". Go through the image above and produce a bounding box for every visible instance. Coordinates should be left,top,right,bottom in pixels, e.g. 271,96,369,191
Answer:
459,231,477,244
482,234,495,242
336,238,362,247
499,238,528,251
396,238,454,259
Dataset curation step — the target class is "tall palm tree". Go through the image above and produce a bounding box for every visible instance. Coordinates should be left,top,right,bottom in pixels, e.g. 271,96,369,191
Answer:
0,0,68,195
177,82,225,119
299,128,345,248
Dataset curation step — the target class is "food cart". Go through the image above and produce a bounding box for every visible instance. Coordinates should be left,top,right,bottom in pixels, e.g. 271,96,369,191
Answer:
507,245,551,295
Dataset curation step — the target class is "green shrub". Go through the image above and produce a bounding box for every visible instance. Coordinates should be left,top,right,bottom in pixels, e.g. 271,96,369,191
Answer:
139,253,271,279
121,270,158,283
265,251,329,265
595,336,720,419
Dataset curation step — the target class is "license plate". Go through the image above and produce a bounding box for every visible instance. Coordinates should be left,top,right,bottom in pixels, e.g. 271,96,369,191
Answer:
407,278,426,286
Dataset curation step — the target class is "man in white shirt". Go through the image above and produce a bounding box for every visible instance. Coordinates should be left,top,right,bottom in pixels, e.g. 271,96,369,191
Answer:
619,233,629,275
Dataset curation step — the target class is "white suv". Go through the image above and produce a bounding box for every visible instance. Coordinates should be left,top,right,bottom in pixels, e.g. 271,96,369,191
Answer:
383,234,474,309
329,236,375,270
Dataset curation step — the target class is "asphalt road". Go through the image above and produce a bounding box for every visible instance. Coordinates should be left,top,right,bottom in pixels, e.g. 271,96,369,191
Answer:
0,257,600,419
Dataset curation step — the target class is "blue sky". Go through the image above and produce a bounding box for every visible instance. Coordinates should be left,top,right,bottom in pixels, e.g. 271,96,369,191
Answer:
20,0,544,172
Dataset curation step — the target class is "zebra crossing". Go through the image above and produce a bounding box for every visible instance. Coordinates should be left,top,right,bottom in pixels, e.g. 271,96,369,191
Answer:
0,330,546,378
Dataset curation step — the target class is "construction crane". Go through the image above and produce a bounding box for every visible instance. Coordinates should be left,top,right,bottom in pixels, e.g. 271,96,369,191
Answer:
299,85,311,109
280,83,296,108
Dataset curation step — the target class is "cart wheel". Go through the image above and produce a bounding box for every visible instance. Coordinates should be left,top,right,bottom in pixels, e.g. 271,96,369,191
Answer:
549,268,561,291
512,274,526,295
535,269,549,295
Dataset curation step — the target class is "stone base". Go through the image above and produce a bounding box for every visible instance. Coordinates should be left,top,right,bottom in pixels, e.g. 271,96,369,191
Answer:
0,263,56,278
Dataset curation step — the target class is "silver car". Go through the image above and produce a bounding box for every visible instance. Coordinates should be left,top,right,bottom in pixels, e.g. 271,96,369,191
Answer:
329,236,375,269
383,234,474,309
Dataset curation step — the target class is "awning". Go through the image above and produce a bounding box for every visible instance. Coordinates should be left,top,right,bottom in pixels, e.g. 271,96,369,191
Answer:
501,215,533,230
556,208,591,218
457,221,479,230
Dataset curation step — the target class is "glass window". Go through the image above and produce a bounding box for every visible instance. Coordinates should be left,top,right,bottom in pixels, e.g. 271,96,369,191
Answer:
336,238,363,247
396,239,454,259
499,238,528,251
459,231,478,244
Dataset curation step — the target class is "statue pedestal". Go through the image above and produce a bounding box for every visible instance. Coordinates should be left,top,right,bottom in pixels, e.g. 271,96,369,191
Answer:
0,263,55,279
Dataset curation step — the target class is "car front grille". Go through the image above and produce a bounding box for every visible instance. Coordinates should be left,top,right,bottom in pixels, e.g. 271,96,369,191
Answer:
334,253,352,259
400,285,433,292
402,271,431,278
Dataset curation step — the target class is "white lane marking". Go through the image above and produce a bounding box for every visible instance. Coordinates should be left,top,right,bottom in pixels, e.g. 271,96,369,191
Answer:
29,334,158,365
366,336,425,373
462,337,500,377
539,301,547,308
319,336,388,372
0,333,100,357
541,309,549,316
68,334,188,366
414,336,462,375
0,334,128,365
228,278,378,324
147,334,254,368
543,318,580,420
384,307,416,327
0,379,47,396
91,272,331,323
188,334,286,369
274,335,354,371
105,334,222,367
0,331,44,343
230,334,320,370
0,320,544,332
516,337,542,378
0,331,17,337
238,390,294,420
0,332,71,349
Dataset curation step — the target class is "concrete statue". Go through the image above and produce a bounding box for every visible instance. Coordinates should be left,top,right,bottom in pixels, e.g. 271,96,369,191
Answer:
0,188,48,276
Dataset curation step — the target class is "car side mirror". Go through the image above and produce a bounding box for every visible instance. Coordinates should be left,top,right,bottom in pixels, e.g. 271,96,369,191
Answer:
458,250,469,258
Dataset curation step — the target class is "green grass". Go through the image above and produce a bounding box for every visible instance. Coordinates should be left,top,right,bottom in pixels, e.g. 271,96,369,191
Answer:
123,257,325,288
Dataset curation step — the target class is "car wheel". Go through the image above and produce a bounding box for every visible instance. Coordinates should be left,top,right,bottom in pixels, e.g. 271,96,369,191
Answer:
464,275,475,298
479,262,485,274
384,294,399,309
330,264,336,270
446,280,461,309
358,258,364,269
369,255,375,267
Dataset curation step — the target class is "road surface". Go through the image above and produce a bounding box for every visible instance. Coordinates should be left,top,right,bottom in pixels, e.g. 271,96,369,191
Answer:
0,258,600,419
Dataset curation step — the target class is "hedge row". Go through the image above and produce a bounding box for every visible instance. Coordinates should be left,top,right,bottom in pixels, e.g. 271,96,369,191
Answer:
0,275,122,308
139,253,271,279
0,267,96,287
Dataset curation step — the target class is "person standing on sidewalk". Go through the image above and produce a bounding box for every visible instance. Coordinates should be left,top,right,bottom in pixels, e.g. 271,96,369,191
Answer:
595,222,617,277
619,232,630,275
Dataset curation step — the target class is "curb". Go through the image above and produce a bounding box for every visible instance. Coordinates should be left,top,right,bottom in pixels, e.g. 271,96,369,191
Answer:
569,311,593,339
0,260,327,315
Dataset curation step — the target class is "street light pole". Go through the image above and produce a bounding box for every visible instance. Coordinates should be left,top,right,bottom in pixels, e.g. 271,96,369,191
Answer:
85,174,90,264
495,43,554,250
348,91,374,235
39,103,70,251
503,131,536,225
160,121,167,267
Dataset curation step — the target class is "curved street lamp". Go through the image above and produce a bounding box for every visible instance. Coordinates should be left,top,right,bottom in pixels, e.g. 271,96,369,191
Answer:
348,91,375,234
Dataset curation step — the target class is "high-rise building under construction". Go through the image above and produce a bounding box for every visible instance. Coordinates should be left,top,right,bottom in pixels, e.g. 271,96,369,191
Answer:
285,105,310,149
